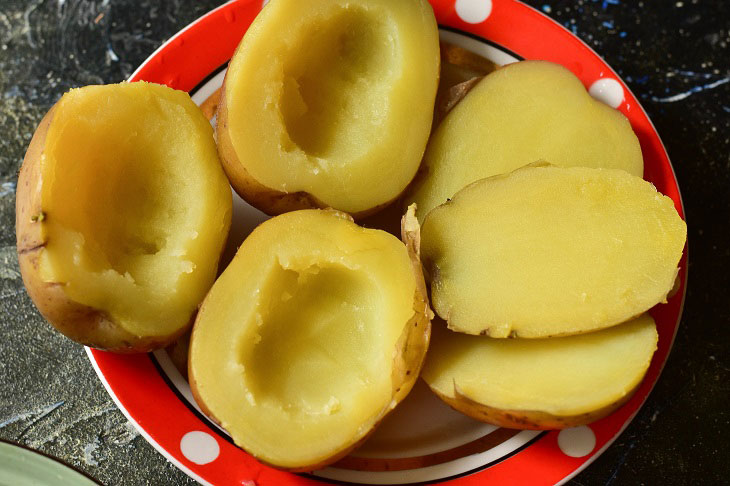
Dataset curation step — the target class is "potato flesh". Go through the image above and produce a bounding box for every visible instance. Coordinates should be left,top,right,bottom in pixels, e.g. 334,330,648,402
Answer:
189,210,418,469
244,262,386,415
40,83,231,337
224,0,439,213
421,166,686,338
409,61,644,221
422,315,657,417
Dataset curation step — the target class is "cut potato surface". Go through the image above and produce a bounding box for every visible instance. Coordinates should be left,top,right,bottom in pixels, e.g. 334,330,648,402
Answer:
421,165,686,338
217,0,440,216
189,209,431,470
422,314,658,429
16,82,232,352
408,60,644,221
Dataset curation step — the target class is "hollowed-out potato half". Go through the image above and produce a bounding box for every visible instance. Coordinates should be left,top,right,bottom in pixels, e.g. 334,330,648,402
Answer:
16,82,232,352
422,314,658,429
408,60,645,221
217,0,440,217
189,209,431,470
421,165,686,338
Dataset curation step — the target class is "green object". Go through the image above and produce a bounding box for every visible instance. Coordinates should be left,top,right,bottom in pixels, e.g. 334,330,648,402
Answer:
0,440,100,486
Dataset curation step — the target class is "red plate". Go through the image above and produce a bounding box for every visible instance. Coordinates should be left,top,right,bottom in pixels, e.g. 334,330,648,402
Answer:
87,1,687,484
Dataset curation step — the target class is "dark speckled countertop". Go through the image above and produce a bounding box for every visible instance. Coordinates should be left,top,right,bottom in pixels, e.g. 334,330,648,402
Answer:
1,1,728,485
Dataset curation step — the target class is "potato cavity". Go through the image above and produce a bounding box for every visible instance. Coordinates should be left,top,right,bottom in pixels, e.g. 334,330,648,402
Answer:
422,315,658,428
218,0,440,215
189,210,430,470
421,165,686,338
278,7,392,159
243,262,379,414
38,83,231,339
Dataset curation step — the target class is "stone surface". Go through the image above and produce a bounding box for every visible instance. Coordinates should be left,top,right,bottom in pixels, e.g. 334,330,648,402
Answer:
0,0,727,485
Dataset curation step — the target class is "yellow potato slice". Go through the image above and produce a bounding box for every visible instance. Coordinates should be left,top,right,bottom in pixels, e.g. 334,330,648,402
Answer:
217,0,440,217
422,315,658,429
421,165,686,338
408,60,644,221
189,209,431,471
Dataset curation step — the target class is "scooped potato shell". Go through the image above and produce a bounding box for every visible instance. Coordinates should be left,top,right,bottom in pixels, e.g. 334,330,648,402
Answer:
188,207,432,471
215,0,440,219
16,107,184,352
17,83,232,352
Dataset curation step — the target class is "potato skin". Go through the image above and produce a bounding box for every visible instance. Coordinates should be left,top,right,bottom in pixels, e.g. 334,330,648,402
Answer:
216,81,394,220
430,383,639,430
188,208,432,471
391,206,433,406
16,103,192,353
433,41,498,127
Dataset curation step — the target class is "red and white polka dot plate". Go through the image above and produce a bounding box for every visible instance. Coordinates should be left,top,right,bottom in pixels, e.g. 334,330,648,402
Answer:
86,1,687,484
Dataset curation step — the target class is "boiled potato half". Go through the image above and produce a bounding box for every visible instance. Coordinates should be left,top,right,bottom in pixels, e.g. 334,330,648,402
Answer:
16,82,232,352
421,165,686,338
408,60,644,221
189,208,431,470
217,0,440,217
422,314,658,429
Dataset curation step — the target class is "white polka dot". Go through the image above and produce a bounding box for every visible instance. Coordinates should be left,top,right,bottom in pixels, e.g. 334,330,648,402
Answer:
455,0,493,24
589,78,624,108
557,426,596,457
180,431,220,465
